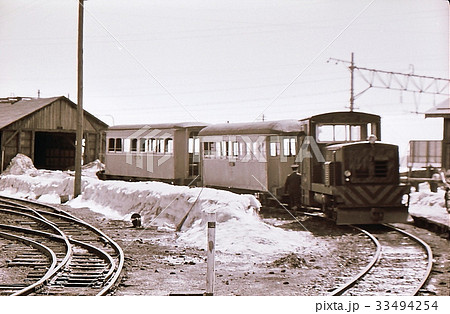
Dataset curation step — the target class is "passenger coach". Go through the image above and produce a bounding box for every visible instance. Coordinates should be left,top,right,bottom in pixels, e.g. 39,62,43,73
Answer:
198,120,303,200
100,123,208,185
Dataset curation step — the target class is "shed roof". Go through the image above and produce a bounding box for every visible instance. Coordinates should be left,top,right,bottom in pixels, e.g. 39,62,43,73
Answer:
424,98,450,118
0,96,108,129
198,120,303,136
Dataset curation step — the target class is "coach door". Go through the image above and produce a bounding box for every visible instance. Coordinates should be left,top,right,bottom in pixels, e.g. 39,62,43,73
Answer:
188,132,201,179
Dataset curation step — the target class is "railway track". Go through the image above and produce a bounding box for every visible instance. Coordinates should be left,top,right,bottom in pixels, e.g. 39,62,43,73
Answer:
331,224,433,296
0,196,124,296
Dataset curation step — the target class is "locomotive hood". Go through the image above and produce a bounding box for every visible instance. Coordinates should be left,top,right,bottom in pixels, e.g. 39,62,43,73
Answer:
326,141,398,151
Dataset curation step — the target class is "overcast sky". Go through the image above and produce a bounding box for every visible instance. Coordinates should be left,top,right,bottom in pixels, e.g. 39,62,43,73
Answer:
0,0,448,156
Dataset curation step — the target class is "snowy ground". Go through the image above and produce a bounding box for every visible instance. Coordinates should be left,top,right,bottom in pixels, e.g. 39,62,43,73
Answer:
409,183,450,227
0,154,317,260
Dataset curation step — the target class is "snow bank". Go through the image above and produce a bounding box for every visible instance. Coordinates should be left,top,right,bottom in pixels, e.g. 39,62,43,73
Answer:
409,183,445,208
0,154,314,257
408,183,449,226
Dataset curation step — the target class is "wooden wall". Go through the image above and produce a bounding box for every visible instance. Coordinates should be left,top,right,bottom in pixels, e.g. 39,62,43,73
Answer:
0,98,106,171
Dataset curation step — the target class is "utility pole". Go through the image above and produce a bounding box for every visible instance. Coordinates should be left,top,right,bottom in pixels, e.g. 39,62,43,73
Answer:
74,0,84,197
349,52,355,112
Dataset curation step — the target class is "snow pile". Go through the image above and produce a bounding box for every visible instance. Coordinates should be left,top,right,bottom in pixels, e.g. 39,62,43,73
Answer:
0,154,313,256
410,190,445,209
2,153,38,176
81,159,105,178
410,185,445,208
408,183,449,225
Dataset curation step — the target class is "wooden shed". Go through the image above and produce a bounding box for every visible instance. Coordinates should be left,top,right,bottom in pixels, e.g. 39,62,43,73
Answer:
0,96,108,172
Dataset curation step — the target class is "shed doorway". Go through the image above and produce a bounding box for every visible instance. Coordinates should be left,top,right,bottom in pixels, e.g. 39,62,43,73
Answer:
34,132,76,170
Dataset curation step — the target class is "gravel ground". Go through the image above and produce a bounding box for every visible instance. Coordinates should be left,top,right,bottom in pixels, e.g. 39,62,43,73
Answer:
0,239,31,287
3,202,447,296
58,205,375,296
391,222,450,296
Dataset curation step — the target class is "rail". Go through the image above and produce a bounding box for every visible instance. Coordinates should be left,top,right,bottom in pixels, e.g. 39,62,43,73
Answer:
0,231,57,296
0,196,124,295
329,224,433,296
329,226,381,296
385,224,434,296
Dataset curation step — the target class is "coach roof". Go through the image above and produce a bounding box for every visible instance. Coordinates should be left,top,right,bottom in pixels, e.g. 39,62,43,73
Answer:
108,122,209,130
198,120,303,136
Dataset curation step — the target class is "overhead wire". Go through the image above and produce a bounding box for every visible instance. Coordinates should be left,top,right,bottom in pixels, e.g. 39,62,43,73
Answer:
77,0,200,122
252,0,377,121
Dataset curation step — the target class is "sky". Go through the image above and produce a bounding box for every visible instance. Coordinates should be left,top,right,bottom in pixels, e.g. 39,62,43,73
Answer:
0,0,449,157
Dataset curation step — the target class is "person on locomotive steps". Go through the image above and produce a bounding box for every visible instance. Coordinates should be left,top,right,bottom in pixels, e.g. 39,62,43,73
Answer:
284,164,302,210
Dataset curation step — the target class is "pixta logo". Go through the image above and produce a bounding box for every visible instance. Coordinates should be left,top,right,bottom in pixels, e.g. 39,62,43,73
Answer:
125,126,173,173
296,136,325,163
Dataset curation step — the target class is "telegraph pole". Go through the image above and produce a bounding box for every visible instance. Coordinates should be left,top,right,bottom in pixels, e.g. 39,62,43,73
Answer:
74,0,84,197
349,52,355,112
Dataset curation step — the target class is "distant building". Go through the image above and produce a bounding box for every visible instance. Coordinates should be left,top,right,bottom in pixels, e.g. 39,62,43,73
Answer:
407,140,441,169
0,96,108,172
425,98,450,169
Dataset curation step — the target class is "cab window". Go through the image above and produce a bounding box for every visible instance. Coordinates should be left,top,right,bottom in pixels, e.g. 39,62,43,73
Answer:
316,124,362,143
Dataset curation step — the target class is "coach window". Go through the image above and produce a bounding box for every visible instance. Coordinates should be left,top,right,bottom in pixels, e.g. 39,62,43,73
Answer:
253,141,266,160
108,138,117,152
108,138,123,152
214,141,221,158
139,138,146,152
108,138,114,152
188,137,200,154
156,139,164,153
283,137,296,157
148,138,156,152
239,142,245,157
203,142,210,157
203,142,215,158
131,139,138,152
221,141,228,158
164,138,173,154
270,137,280,157
232,141,239,157
115,139,122,152
245,141,252,159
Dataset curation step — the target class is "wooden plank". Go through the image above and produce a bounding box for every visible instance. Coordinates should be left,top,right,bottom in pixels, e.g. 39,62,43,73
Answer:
3,130,19,146
31,130,35,161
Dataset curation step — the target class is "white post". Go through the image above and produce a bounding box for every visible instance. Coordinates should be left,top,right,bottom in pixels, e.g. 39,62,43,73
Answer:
206,212,216,296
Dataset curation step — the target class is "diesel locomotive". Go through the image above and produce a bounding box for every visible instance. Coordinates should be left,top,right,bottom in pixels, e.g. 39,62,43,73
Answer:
297,112,409,224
